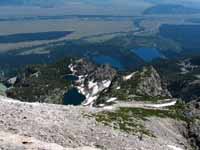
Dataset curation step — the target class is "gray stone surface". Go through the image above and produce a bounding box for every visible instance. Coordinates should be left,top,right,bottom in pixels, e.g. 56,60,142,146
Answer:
0,96,190,150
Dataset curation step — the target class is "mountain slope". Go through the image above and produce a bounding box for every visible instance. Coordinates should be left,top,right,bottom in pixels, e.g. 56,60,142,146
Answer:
0,0,65,7
144,4,200,14
0,95,190,150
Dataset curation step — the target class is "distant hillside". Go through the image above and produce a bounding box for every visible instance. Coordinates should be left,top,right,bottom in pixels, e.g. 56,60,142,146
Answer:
144,4,200,15
0,0,65,7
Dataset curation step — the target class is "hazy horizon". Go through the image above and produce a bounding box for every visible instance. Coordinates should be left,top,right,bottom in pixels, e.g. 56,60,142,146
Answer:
0,0,200,17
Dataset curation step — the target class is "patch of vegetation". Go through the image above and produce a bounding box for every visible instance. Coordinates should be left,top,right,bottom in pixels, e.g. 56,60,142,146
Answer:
0,83,7,96
95,108,154,137
133,95,168,103
95,102,187,136
6,58,72,104
160,24,200,53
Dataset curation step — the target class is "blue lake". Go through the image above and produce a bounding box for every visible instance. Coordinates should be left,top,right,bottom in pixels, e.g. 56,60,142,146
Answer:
64,75,79,81
63,88,86,105
132,48,162,62
92,55,124,70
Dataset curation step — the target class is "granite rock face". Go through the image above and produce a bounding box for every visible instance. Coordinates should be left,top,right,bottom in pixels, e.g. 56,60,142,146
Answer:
72,59,117,81
135,66,171,98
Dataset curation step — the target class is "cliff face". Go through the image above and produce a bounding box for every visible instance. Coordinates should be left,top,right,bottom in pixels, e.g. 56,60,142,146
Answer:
134,66,171,98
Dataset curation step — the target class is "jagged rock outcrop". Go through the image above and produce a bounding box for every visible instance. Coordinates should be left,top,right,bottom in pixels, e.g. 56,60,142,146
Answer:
135,66,171,98
95,66,171,106
69,59,117,105
71,59,117,81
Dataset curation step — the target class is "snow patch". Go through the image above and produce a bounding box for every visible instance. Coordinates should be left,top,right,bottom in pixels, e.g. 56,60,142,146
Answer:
77,79,111,106
30,72,39,78
180,67,189,74
68,64,77,74
116,86,121,90
84,96,98,106
146,100,177,108
107,97,117,103
77,86,86,95
123,72,136,81
178,59,199,74
167,145,183,150
69,62,112,106
99,104,105,107
7,77,17,85
102,80,112,88
103,106,114,110
195,75,200,79
88,81,97,89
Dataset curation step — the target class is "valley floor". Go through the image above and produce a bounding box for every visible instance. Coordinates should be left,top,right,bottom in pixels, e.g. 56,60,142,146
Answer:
0,96,190,150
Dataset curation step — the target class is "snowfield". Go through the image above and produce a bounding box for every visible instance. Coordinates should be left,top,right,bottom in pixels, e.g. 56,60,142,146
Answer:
123,72,137,81
106,97,117,103
145,100,177,108
82,80,111,106
168,145,184,150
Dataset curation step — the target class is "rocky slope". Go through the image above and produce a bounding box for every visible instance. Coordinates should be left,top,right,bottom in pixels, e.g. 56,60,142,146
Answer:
0,96,191,150
184,101,200,150
95,66,171,106
152,56,200,149
1,57,200,149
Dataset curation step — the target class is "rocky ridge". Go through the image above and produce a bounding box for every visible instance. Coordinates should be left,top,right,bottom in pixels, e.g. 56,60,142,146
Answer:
95,66,171,106
68,59,117,106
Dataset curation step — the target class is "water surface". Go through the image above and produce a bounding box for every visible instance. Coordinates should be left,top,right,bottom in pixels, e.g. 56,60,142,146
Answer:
64,75,79,82
63,88,85,105
92,55,124,70
132,48,162,62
